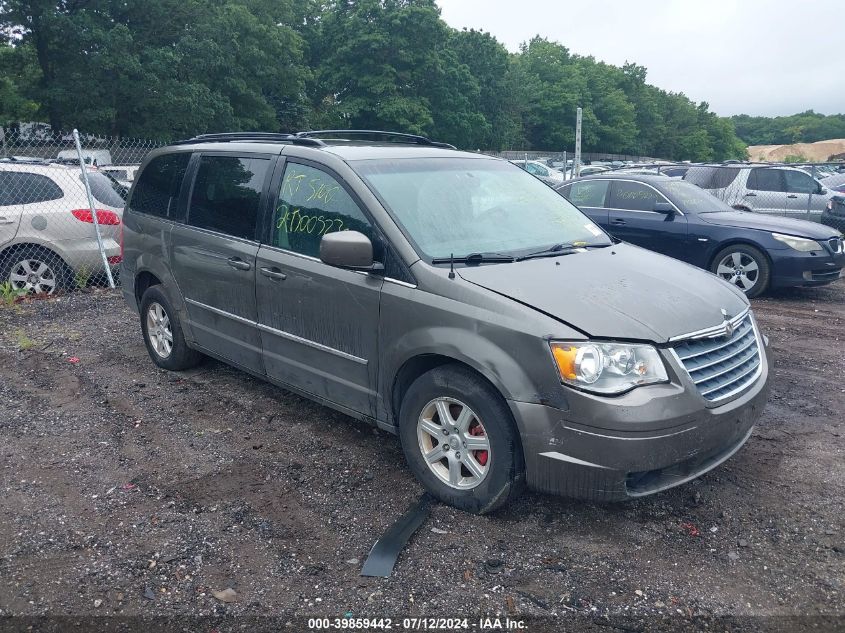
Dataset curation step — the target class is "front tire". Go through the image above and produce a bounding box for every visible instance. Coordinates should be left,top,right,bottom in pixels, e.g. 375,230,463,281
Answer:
140,285,202,371
711,244,771,298
398,364,524,514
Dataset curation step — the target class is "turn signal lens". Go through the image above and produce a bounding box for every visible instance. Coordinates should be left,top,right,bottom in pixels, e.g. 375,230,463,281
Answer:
550,341,668,395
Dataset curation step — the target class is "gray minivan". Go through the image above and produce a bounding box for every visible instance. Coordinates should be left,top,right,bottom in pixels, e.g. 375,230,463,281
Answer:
121,131,771,513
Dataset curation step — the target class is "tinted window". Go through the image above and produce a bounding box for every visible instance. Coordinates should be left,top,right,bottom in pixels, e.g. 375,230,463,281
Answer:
83,171,127,207
131,153,191,219
566,180,610,207
783,170,817,194
273,163,372,258
608,181,668,211
0,171,64,205
684,167,740,189
748,168,784,192
525,163,547,177
188,155,269,240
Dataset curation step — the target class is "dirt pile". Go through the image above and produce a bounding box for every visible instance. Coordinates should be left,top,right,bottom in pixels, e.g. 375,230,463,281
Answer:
747,138,845,162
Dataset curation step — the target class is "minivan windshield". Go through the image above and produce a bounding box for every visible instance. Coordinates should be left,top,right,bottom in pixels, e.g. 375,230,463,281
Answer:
660,180,734,214
354,158,610,260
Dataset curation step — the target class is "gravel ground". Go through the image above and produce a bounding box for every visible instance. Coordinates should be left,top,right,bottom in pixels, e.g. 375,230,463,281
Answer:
0,283,843,632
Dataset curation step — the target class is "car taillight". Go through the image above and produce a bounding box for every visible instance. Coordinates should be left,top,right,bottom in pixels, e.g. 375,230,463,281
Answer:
71,208,121,225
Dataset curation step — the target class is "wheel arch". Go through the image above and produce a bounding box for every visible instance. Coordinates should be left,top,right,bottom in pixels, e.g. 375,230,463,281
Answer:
707,238,773,272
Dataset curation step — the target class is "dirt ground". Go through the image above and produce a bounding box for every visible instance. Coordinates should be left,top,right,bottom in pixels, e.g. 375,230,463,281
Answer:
0,281,843,632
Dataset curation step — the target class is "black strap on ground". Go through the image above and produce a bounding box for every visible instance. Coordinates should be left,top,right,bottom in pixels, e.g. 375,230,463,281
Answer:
360,493,433,577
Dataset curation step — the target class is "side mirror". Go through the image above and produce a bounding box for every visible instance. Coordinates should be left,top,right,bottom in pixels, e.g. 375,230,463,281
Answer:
653,201,675,214
819,186,828,195
320,231,383,271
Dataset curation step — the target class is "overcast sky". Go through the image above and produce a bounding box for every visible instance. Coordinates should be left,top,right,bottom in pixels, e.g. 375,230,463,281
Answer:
436,0,841,118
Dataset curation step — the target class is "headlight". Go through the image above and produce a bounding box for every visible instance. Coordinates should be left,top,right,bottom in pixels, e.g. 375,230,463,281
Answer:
771,232,822,252
550,341,669,395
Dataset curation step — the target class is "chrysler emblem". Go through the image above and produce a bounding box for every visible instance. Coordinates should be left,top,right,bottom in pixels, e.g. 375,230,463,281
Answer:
721,308,734,339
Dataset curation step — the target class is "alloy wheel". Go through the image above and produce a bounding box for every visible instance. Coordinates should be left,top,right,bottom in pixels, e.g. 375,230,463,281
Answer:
716,251,760,292
146,302,174,358
417,397,491,490
9,258,58,295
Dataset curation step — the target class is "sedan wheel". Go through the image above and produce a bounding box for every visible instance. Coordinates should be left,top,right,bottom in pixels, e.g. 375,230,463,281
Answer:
417,397,491,490
711,244,771,298
716,251,759,292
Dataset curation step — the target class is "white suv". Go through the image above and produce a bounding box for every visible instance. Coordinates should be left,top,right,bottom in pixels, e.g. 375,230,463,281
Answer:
684,165,835,222
0,161,125,294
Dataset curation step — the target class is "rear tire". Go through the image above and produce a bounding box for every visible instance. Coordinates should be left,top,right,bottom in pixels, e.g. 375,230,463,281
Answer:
710,244,771,298
140,285,202,371
0,247,71,295
398,364,525,514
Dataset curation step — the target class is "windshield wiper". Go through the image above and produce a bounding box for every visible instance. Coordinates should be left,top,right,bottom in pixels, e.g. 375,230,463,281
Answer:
516,241,610,261
431,252,516,265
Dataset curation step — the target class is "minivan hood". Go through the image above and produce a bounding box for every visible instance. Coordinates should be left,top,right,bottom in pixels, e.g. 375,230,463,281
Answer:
457,244,748,344
699,211,839,239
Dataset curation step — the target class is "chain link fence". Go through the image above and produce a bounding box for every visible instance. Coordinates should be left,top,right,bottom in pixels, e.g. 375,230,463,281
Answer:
0,127,162,301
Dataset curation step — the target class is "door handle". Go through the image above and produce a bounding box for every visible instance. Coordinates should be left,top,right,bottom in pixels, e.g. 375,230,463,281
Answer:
259,266,287,281
226,257,252,271
0,217,15,225
610,219,626,226
787,194,798,198
744,192,757,197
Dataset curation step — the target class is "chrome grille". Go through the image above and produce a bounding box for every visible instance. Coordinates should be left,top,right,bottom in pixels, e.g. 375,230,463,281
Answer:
829,237,843,254
673,313,761,403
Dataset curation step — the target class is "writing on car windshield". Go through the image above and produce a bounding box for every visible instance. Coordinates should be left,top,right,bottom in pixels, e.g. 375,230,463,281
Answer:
354,158,608,260
661,181,734,213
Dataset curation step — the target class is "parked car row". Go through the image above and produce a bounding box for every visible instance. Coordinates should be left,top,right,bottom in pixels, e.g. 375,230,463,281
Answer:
557,173,844,297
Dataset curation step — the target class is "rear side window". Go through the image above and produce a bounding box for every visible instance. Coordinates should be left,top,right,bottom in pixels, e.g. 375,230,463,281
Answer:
188,155,270,240
684,167,739,189
131,153,191,219
273,163,373,258
0,171,64,205
747,168,784,192
608,181,668,211
566,180,610,207
82,172,127,207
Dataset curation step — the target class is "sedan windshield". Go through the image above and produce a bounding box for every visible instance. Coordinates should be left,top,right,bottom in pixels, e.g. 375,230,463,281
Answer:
354,158,610,260
660,180,734,214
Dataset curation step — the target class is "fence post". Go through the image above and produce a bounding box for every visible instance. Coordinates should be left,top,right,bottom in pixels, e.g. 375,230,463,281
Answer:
574,107,582,178
808,164,816,221
73,129,116,289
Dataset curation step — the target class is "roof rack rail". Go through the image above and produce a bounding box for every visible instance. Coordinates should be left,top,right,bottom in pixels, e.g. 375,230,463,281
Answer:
295,130,456,149
172,132,326,147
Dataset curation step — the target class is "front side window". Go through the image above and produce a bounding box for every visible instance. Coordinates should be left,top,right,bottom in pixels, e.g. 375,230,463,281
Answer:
748,168,784,192
783,170,817,194
608,181,667,212
0,171,64,205
273,163,373,258
188,155,270,240
131,153,191,219
566,180,610,207
354,158,610,260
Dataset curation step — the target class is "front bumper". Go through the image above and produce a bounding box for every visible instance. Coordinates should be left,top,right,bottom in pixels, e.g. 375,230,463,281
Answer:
769,245,844,288
509,333,772,501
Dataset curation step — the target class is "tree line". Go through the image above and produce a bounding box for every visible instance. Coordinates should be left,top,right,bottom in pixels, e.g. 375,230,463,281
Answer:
0,0,832,161
731,111,845,147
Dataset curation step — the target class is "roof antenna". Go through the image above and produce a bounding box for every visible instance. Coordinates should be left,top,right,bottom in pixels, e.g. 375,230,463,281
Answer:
448,253,455,280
